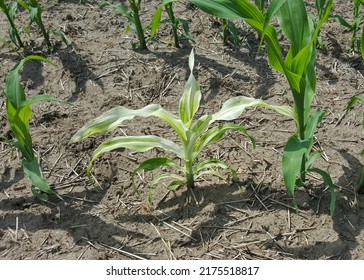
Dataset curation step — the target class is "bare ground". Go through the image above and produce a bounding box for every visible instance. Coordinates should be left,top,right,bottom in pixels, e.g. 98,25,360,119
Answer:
1,0,364,260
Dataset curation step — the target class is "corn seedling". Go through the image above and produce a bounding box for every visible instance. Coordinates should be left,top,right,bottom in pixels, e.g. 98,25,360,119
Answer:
189,0,336,215
151,0,193,48
345,95,364,193
4,56,62,200
101,0,147,49
0,0,24,48
332,0,364,55
70,50,292,201
312,0,332,49
17,0,67,51
221,19,240,47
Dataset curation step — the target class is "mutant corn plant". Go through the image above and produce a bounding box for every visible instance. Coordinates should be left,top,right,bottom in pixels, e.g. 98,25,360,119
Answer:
0,0,24,48
4,56,62,200
151,0,193,48
101,0,147,49
189,0,336,214
70,50,293,200
332,0,364,55
345,95,364,193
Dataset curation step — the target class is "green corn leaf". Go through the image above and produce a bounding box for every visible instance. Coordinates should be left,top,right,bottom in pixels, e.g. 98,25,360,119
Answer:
178,18,194,42
305,109,325,141
190,0,286,74
332,15,352,29
361,27,364,59
5,55,52,109
87,135,184,175
193,123,255,161
306,150,322,171
346,95,364,112
10,105,34,161
212,95,296,123
23,158,55,200
259,0,287,51
287,0,332,77
190,0,263,21
195,170,226,181
282,135,311,196
194,158,231,174
131,157,182,189
150,5,162,39
179,49,201,128
100,1,133,23
277,0,311,56
345,95,364,133
308,168,336,216
149,173,185,189
167,180,185,190
70,104,187,144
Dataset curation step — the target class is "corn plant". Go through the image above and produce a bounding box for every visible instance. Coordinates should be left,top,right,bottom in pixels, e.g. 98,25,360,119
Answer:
70,50,293,199
101,0,147,49
345,95,364,193
221,19,240,47
0,0,24,48
17,0,52,49
151,0,193,48
17,0,68,51
4,56,62,200
332,0,364,55
189,0,336,214
312,0,331,49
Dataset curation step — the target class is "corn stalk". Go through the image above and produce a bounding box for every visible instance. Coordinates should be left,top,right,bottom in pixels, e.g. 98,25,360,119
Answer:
189,0,336,215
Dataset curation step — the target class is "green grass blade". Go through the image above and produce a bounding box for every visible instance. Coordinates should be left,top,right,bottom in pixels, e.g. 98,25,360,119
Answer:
282,135,311,195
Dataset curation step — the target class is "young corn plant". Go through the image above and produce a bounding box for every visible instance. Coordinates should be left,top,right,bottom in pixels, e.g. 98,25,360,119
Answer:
70,50,293,200
189,0,336,214
17,0,52,49
4,56,62,200
151,0,193,48
345,95,364,193
332,0,364,55
312,0,331,49
221,19,240,47
101,0,147,49
0,0,24,48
